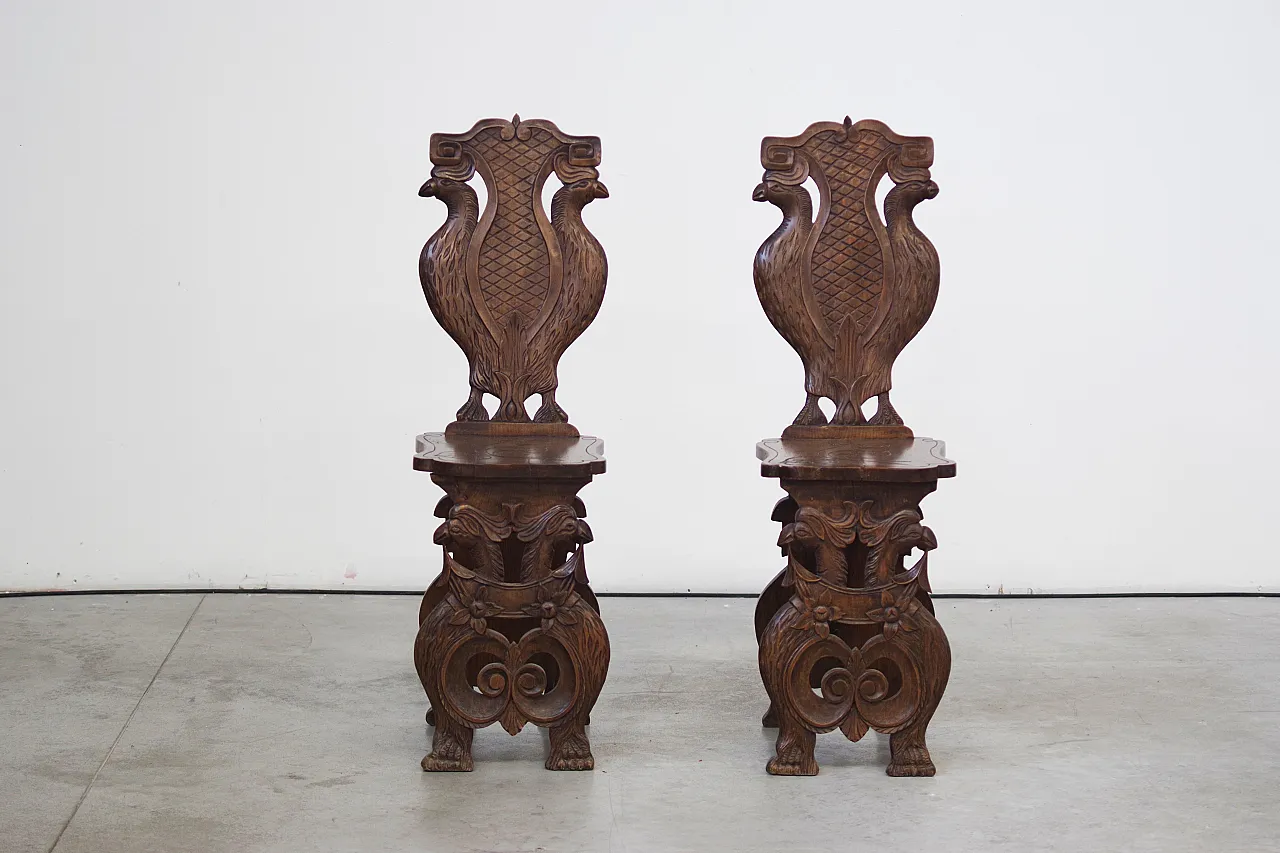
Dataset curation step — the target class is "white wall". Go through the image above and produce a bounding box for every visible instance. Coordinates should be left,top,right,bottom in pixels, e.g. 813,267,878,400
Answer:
2,0,1277,594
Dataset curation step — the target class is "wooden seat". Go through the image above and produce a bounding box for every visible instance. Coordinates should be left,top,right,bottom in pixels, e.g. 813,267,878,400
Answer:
411,117,611,772
751,118,956,777
414,433,606,480
756,436,954,481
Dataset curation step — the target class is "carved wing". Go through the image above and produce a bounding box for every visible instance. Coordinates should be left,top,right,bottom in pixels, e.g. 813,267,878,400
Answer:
758,118,936,431
427,117,605,427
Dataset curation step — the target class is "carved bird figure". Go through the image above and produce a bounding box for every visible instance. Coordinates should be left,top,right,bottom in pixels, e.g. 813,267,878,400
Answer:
419,176,495,422
524,177,610,424
862,179,940,425
752,179,829,426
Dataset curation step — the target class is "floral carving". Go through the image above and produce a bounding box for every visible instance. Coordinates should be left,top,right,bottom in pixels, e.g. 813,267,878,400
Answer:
521,585,580,633
792,596,845,640
448,580,504,634
415,117,611,773
865,585,922,640
759,483,950,776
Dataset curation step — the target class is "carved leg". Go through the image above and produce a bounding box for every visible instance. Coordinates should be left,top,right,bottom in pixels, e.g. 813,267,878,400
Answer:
766,708,818,776
533,390,569,424
869,392,904,426
885,609,950,777
547,720,594,771
421,708,474,772
455,386,488,422
792,393,827,426
887,727,935,777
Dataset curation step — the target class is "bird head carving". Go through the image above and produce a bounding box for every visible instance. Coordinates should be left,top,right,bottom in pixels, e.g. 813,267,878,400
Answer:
885,179,939,208
753,180,814,222
418,176,473,201
559,178,610,205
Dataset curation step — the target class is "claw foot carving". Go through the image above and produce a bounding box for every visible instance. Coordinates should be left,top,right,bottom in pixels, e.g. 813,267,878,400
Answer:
887,739,935,777
767,723,817,776
422,723,474,773
547,724,595,771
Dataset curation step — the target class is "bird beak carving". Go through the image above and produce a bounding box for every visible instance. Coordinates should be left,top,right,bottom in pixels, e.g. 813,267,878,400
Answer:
593,181,610,199
418,179,437,197
752,183,768,202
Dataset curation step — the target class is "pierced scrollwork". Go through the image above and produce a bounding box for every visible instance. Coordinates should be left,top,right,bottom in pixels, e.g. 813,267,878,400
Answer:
433,501,593,582
413,116,612,773
759,485,950,777
416,549,610,771
753,118,939,435
419,116,609,430
776,498,935,589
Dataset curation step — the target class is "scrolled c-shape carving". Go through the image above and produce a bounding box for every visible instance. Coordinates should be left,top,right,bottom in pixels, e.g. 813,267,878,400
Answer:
510,629,579,726
761,143,809,186
553,149,600,185
853,635,924,734
514,662,548,698
429,139,476,182
885,143,933,184
434,621,582,734
476,661,509,697
441,630,513,726
785,633,861,732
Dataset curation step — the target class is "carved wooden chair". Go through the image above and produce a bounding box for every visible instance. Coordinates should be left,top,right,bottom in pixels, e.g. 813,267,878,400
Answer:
412,116,610,771
751,118,956,776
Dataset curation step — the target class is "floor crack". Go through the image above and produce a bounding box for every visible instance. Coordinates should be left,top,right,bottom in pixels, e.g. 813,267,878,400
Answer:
46,594,206,852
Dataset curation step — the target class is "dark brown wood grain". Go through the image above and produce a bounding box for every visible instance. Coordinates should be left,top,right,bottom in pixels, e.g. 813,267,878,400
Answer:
754,117,938,436
753,119,955,777
414,117,611,772
420,115,608,435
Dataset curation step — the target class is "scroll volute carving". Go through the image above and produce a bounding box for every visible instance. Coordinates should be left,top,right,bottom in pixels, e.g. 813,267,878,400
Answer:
753,117,939,438
418,115,608,436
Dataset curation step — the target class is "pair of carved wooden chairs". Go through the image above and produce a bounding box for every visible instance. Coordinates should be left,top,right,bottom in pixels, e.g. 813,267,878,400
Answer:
412,116,955,778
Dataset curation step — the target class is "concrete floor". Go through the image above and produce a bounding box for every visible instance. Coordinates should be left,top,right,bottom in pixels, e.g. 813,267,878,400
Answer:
1,595,1277,853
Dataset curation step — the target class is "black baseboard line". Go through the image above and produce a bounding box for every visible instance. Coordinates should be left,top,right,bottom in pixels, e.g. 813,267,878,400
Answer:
1,588,1277,600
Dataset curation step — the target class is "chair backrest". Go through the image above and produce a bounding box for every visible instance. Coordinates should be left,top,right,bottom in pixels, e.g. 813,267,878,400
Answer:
420,116,608,431
754,118,939,436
